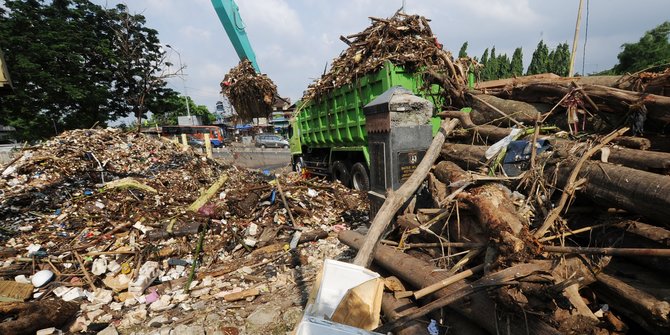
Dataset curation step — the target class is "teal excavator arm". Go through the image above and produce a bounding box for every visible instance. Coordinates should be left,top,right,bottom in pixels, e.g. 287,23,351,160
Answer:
211,0,260,73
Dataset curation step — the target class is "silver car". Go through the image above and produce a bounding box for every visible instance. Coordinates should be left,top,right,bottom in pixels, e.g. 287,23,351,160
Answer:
255,134,289,149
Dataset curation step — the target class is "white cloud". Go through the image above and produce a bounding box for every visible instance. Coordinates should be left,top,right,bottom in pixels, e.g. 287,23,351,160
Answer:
180,26,213,41
236,0,303,38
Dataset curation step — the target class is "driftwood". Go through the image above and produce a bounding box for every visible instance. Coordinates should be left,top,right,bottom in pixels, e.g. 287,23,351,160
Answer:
476,74,624,90
352,118,460,267
469,94,549,126
551,160,670,226
380,293,430,335
0,300,79,335
595,272,670,334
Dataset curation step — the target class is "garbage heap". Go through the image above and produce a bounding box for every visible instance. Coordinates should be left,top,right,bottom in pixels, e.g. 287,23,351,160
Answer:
220,59,278,121
339,70,670,333
0,128,368,334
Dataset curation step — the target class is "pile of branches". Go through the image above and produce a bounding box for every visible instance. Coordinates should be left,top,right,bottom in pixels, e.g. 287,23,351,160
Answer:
220,59,278,121
302,12,471,104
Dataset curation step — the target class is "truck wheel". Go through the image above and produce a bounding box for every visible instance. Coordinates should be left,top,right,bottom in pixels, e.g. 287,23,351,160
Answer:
351,163,370,191
283,144,289,149
331,161,351,187
260,144,266,149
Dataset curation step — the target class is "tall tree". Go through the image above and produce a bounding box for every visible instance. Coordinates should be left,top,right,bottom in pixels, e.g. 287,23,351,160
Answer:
548,42,570,76
527,40,549,75
496,54,511,79
510,47,523,76
458,41,469,58
480,48,489,67
107,4,178,129
0,0,176,140
613,21,670,74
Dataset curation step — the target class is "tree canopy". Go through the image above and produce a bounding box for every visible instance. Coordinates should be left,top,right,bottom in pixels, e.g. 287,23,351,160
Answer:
612,21,670,74
0,0,181,140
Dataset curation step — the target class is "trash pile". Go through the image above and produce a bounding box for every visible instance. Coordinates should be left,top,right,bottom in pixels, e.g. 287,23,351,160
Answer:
302,12,472,104
220,59,278,121
0,128,368,334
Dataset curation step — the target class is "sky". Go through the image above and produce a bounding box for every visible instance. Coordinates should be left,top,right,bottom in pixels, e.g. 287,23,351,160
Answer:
92,0,670,114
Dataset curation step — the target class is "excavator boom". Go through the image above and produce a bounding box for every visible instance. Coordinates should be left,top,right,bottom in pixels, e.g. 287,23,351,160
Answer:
211,0,260,73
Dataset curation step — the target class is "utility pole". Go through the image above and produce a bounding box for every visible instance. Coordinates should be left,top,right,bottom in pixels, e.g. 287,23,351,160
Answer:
568,0,584,77
166,45,193,125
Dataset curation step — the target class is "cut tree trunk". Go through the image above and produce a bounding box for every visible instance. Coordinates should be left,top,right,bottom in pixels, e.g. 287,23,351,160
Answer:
550,160,670,226
380,293,430,335
0,300,80,335
493,83,670,124
468,94,549,126
476,74,624,90
594,272,670,334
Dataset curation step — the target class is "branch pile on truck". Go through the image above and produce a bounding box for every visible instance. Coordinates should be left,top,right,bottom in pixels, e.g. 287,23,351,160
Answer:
286,11,670,335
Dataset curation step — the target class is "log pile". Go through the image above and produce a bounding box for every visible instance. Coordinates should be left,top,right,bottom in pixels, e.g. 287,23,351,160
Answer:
329,12,670,335
220,59,278,121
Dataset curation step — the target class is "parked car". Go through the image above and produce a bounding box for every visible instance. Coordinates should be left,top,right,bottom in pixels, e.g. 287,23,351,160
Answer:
255,134,289,149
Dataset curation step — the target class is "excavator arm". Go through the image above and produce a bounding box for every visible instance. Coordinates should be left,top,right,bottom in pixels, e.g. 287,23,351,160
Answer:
211,0,260,73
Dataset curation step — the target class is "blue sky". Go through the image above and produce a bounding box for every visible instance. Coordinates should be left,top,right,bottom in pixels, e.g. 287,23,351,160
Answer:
93,0,670,114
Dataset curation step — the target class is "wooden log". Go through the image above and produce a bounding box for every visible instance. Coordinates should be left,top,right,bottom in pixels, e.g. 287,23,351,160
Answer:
493,83,670,124
380,292,430,335
566,216,670,274
352,118,460,267
377,263,546,333
612,136,652,150
469,94,549,126
551,160,670,226
187,174,229,212
0,300,80,335
476,74,623,90
340,230,563,335
440,143,487,171
595,272,670,334
439,142,670,225
553,139,670,173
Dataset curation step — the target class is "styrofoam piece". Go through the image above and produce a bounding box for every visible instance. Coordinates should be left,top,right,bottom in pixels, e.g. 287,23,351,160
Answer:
309,259,380,319
296,316,382,335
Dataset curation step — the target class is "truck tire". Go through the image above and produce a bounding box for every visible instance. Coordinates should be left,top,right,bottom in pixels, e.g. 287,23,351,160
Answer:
331,161,351,187
351,163,370,191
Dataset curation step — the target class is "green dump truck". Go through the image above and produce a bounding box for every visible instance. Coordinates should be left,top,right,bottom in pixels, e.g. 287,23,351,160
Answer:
289,61,444,191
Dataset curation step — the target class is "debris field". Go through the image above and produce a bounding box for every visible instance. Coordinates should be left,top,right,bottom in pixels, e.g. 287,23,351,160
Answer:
0,129,368,335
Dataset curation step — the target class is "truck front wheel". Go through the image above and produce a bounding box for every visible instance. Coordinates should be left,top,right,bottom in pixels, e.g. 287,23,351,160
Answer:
331,161,351,187
351,163,370,191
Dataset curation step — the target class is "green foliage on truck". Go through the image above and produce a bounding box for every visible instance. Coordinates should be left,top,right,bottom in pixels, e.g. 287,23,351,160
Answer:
291,61,444,155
